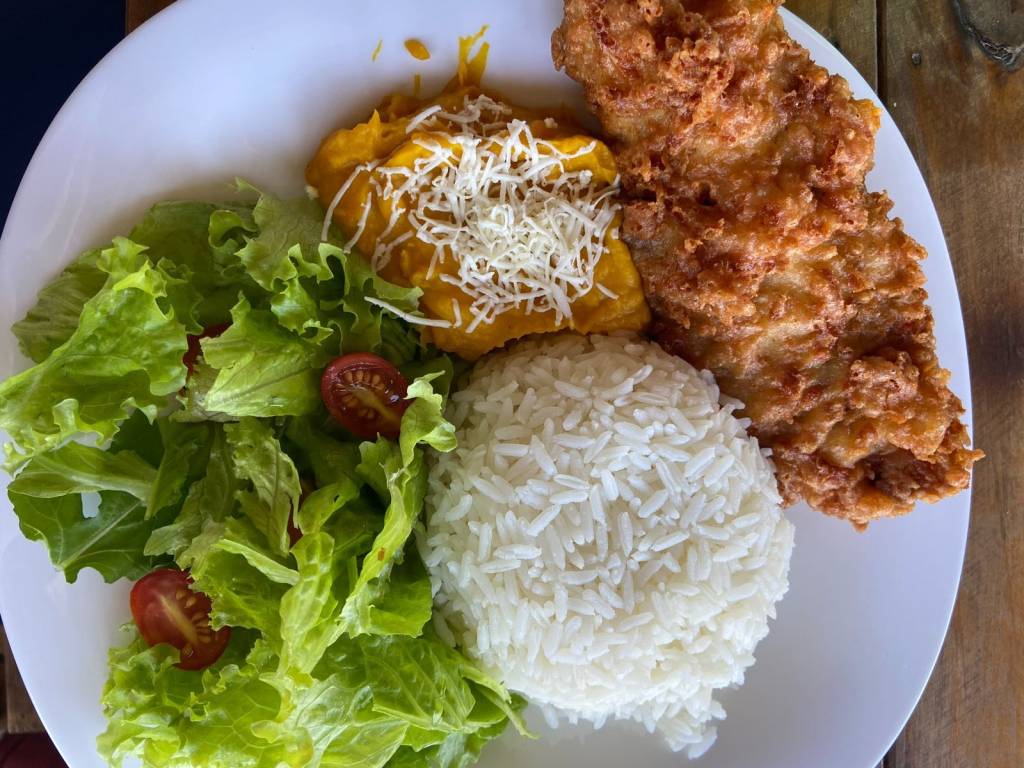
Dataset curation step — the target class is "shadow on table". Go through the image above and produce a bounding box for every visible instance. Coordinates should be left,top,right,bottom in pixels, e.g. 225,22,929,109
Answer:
0,734,68,768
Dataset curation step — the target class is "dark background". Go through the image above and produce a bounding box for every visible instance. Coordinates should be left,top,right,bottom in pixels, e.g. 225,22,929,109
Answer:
0,2,122,229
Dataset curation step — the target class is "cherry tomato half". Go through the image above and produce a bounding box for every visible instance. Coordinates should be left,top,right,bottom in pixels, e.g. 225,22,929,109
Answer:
320,353,409,440
182,323,231,376
130,568,230,671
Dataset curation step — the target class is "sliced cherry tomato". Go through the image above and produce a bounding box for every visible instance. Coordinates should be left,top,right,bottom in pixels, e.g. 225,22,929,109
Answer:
321,353,409,440
130,568,230,671
183,323,231,376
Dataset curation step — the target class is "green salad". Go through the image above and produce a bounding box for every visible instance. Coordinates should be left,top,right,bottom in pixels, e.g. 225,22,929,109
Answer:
0,183,527,767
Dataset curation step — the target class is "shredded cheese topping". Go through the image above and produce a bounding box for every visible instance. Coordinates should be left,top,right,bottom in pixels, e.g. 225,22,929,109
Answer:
321,94,621,330
365,296,453,328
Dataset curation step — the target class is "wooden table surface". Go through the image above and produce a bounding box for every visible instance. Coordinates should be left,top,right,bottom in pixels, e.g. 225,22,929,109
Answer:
4,1,1022,766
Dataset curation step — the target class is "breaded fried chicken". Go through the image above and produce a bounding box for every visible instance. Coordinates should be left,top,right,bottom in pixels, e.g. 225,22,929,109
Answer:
553,0,981,526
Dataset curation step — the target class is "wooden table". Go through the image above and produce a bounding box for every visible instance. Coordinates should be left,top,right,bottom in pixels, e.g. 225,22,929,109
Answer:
5,1,1022,766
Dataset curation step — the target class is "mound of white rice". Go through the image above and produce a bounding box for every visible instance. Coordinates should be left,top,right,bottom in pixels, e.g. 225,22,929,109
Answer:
421,333,794,757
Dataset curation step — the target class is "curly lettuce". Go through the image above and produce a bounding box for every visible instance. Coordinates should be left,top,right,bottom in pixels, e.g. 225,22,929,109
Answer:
2,185,525,768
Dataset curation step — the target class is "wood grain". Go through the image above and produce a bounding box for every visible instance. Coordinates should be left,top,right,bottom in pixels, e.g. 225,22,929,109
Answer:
125,0,175,34
878,0,1024,765
950,0,1024,71
786,0,878,89
2,628,43,734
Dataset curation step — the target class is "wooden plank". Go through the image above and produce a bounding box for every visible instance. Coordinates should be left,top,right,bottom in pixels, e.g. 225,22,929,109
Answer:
949,0,1024,71
786,0,878,90
125,0,176,34
880,1,1024,767
2,628,44,734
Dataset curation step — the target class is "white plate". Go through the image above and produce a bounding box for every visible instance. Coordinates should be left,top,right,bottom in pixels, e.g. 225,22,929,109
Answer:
0,2,973,767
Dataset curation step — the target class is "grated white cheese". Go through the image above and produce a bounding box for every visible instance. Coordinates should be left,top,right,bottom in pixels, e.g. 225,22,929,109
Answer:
322,94,622,331
321,160,378,242
364,296,454,328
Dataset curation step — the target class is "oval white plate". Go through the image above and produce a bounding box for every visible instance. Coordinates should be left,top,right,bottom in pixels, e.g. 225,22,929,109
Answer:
0,2,973,767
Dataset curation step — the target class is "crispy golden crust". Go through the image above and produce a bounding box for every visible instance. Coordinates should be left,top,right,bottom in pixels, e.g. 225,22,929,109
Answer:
554,0,981,526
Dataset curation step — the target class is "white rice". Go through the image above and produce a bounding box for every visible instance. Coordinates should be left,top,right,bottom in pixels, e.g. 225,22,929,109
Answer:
421,333,794,757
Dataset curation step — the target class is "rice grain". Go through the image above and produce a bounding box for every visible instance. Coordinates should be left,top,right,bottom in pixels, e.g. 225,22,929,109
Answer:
423,333,794,757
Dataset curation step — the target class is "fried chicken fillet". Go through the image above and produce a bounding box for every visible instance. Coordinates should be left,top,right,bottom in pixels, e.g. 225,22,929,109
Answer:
553,0,981,526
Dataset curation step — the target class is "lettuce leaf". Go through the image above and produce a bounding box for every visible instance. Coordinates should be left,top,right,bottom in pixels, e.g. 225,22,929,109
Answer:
385,724,507,768
342,633,477,732
271,269,335,342
277,531,349,676
224,418,301,556
285,416,363,488
99,630,412,768
178,640,285,767
234,185,329,291
321,245,422,358
145,424,237,558
10,490,173,583
98,633,207,767
341,375,456,637
0,238,189,469
97,624,512,768
147,421,210,519
233,188,336,342
2,185,521,768
196,297,331,418
6,440,177,582
294,478,362,535
99,630,272,768
7,442,157,499
180,517,294,637
109,410,167,472
130,198,259,328
11,248,107,363
256,656,408,768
